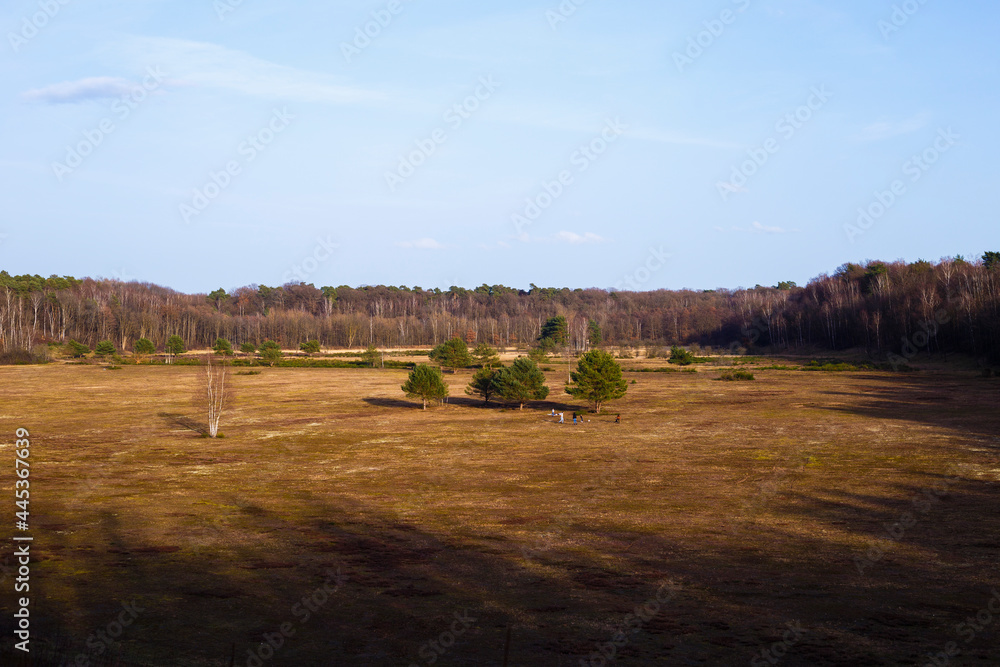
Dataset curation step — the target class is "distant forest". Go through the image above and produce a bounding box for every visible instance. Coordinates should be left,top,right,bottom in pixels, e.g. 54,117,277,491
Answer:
1,253,998,364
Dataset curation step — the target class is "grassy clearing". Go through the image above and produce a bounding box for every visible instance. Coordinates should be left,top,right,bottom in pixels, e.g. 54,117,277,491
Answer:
1,363,998,665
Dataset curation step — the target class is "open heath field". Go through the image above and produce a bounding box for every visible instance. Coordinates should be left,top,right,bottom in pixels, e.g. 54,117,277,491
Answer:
1,362,999,665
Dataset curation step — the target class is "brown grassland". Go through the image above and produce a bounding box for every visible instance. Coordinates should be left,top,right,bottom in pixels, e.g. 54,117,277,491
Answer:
1,354,999,665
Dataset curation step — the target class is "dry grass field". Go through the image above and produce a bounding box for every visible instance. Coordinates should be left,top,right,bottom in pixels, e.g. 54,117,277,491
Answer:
1,356,999,665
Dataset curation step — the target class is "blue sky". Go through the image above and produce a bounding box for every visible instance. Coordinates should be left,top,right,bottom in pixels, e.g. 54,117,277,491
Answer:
1,0,997,293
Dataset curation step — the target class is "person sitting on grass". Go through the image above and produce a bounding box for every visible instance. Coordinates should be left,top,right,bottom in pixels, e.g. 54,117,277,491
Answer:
614,414,621,424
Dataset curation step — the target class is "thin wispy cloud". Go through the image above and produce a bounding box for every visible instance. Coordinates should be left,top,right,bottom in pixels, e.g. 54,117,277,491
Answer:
717,221,797,234
856,113,931,142
555,231,606,244
396,238,444,249
22,77,136,104
113,36,385,106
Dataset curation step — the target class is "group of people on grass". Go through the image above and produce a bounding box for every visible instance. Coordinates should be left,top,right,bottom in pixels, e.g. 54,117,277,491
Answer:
549,409,621,425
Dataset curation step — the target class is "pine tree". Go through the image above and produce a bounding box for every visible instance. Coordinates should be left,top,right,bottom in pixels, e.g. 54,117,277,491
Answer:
260,340,283,366
430,337,473,372
472,343,502,368
495,358,549,410
95,340,116,357
402,364,449,409
166,335,186,356
539,316,568,347
466,367,501,404
134,338,155,360
361,344,380,368
213,338,233,356
566,350,627,413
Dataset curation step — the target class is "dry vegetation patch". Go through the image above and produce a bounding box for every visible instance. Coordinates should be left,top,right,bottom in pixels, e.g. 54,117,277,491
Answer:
1,363,998,665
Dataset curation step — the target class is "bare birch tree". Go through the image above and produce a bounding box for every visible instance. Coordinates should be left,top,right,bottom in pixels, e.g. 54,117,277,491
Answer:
204,354,233,438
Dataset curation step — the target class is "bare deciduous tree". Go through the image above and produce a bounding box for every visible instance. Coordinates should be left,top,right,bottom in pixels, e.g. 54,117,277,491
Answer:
204,354,233,438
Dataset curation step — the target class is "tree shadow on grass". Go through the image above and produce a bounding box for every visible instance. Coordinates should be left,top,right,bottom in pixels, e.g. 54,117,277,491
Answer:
818,372,1000,441
362,397,422,410
156,411,206,435
10,464,1000,666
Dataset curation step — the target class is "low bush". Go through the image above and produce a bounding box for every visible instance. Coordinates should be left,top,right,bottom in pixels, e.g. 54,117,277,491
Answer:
0,349,48,365
720,370,755,381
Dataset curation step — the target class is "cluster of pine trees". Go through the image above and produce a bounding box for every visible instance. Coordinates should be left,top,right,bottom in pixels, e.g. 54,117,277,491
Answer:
1,253,997,363
402,338,628,413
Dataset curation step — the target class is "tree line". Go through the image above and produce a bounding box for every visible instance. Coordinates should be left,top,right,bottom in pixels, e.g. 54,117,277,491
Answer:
1,253,997,364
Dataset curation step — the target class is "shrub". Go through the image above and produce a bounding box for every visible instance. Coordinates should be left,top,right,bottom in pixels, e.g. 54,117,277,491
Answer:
66,340,91,358
527,347,549,363
240,342,257,356
213,338,233,356
134,338,156,357
260,340,283,366
300,340,321,355
720,370,755,381
669,346,695,365
361,344,380,368
0,349,45,365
